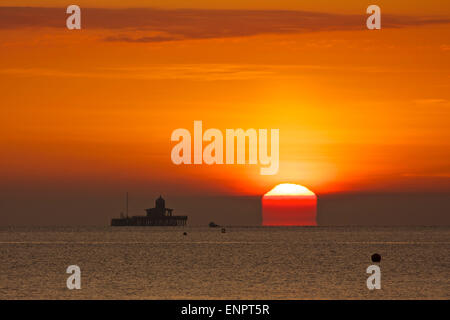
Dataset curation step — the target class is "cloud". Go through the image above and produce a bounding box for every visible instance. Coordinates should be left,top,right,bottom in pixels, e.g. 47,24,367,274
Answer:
2,64,351,81
413,99,448,105
403,173,450,178
104,35,179,43
0,64,278,81
1,7,450,43
2,63,439,81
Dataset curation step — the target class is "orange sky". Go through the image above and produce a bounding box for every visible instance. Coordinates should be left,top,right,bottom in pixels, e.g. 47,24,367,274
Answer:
1,1,449,197
3,0,450,15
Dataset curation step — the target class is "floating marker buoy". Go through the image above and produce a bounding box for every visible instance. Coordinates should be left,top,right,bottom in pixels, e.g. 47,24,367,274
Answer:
371,253,381,263
183,232,187,236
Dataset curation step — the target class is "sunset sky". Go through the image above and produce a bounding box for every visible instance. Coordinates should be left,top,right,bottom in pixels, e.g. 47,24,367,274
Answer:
1,1,449,225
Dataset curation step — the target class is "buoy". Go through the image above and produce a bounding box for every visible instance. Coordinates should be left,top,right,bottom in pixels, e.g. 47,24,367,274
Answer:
221,228,226,233
371,253,381,263
183,232,187,236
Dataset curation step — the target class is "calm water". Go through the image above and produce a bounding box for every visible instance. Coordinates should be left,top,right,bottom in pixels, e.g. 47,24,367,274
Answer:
0,226,448,299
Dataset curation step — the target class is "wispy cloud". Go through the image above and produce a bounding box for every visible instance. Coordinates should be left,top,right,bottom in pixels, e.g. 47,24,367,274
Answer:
104,34,180,43
1,7,450,43
0,65,278,81
403,173,450,178
1,64,421,81
413,99,449,105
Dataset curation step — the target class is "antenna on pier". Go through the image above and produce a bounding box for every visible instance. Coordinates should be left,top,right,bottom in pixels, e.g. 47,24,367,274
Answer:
126,192,129,218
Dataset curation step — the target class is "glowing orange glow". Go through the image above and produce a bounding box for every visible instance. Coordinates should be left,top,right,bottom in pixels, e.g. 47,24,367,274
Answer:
263,184,317,226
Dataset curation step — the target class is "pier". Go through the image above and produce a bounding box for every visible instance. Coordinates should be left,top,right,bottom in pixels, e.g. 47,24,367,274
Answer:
111,195,187,226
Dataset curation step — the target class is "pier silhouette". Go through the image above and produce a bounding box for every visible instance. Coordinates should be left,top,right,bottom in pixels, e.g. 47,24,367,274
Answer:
111,195,187,226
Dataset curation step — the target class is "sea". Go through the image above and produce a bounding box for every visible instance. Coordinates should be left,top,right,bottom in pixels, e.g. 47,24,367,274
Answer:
0,226,448,299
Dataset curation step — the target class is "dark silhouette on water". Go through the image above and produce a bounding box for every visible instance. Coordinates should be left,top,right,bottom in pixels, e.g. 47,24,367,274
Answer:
371,253,381,263
209,221,220,228
111,195,188,226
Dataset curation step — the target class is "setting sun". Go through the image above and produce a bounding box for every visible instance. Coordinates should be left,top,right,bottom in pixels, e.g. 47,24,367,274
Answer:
265,183,316,196
263,183,317,226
